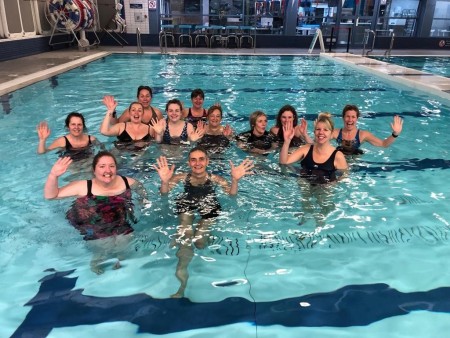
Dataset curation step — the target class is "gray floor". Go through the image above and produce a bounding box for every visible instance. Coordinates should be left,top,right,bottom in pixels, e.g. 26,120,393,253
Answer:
1,45,450,97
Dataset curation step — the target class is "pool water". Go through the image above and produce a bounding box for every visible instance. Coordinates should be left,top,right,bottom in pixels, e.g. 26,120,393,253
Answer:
1,54,450,337
370,55,450,78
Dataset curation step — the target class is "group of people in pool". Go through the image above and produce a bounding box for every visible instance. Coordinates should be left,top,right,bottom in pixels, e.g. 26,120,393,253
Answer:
38,85,404,297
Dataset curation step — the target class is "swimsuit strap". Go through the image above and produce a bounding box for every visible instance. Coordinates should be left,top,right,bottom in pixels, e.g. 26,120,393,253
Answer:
120,175,131,190
88,135,92,145
336,129,343,144
64,136,73,150
180,122,188,141
86,180,93,197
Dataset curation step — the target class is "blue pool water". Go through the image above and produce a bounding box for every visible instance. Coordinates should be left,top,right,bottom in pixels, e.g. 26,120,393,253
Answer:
370,55,450,78
1,54,450,337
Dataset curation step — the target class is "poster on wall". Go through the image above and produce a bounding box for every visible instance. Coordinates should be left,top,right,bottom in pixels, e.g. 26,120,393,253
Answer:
148,0,157,10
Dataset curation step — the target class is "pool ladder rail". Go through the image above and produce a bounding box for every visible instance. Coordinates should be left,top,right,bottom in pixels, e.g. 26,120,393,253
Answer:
136,28,143,54
362,29,375,56
308,29,325,54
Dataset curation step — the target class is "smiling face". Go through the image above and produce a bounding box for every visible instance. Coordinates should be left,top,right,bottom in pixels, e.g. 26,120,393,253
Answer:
207,108,222,128
137,89,152,108
167,102,182,122
93,155,117,184
188,149,209,175
314,121,332,144
129,103,144,122
342,109,359,131
67,116,84,136
191,95,204,110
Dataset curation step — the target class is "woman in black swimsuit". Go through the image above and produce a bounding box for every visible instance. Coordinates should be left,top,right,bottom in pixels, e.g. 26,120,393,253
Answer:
280,113,348,226
44,151,143,274
37,112,99,160
100,95,153,150
153,146,254,298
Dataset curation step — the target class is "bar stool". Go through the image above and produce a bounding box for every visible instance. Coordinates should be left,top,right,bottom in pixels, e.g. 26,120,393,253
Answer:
159,24,175,47
225,25,240,48
240,26,255,48
194,25,209,47
209,25,224,48
178,24,193,47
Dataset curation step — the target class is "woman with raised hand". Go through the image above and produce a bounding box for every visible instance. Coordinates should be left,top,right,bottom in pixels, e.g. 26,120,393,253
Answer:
44,151,144,274
37,112,99,160
100,95,153,149
332,104,403,155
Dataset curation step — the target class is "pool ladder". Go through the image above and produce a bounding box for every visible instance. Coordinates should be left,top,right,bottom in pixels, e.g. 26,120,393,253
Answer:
384,30,395,57
362,29,375,56
308,29,325,54
136,28,143,54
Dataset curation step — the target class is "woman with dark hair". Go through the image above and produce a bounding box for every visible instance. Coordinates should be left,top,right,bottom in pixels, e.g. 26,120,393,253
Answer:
270,104,312,147
182,88,208,129
37,112,99,159
111,85,163,125
152,99,204,145
332,104,403,155
44,151,143,274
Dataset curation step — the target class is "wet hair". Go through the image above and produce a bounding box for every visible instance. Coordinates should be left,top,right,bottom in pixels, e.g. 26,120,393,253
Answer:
314,112,334,131
276,105,298,128
189,145,209,158
92,151,117,171
128,101,145,112
65,112,86,131
190,88,205,100
342,104,361,118
165,99,183,112
207,105,223,118
249,110,267,129
137,85,153,98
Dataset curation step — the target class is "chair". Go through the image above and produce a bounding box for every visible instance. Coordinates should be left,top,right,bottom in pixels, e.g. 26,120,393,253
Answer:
178,24,193,47
194,25,209,47
240,26,255,48
225,26,240,48
159,24,175,47
209,25,224,48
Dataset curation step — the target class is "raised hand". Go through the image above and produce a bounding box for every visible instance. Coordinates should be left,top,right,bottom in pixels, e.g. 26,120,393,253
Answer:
190,121,205,142
37,121,51,140
230,158,254,181
150,118,165,136
282,120,295,143
223,124,233,137
391,115,403,136
153,156,175,183
50,156,73,177
102,95,118,111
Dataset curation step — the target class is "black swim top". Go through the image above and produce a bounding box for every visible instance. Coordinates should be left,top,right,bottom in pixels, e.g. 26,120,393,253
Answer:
61,135,93,161
64,135,92,150
183,173,216,200
300,145,339,184
236,130,275,150
185,108,207,129
197,133,230,151
336,129,363,155
87,175,131,197
117,123,151,142
162,119,189,144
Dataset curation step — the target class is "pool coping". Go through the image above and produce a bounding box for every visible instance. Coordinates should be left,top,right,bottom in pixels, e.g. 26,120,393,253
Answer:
321,53,450,103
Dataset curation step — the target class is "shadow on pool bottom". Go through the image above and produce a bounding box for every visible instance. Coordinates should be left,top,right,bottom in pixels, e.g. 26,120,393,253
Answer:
11,268,450,337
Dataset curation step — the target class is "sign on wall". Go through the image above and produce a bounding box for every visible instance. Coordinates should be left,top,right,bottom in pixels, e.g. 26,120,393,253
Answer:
148,0,157,10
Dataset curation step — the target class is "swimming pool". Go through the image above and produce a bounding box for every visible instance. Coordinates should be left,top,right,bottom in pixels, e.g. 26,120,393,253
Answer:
2,53,450,337
370,55,450,78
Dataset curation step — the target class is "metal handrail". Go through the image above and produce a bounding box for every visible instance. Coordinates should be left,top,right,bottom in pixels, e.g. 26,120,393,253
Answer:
136,28,143,54
362,29,375,56
384,30,395,57
308,29,325,54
